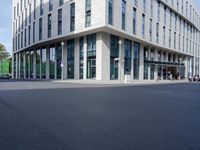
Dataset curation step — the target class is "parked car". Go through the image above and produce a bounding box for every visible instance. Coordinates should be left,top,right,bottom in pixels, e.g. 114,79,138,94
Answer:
0,74,10,79
193,75,200,82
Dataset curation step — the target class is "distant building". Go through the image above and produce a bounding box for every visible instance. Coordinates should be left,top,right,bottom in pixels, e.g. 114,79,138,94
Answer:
12,0,200,81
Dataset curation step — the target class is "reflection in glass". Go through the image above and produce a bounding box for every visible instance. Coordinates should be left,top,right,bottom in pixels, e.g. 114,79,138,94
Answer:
50,47,55,79
36,50,41,78
124,39,132,75
56,45,62,79
41,48,46,79
87,34,96,79
30,51,34,78
67,39,75,79
110,35,119,80
134,42,140,79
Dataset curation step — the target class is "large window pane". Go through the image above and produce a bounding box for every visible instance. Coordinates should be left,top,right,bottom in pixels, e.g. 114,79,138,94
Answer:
67,39,75,79
56,45,62,79
50,46,55,79
41,48,46,79
134,42,140,79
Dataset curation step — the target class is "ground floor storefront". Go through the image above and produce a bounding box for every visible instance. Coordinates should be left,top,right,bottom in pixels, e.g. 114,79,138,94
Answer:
13,32,199,82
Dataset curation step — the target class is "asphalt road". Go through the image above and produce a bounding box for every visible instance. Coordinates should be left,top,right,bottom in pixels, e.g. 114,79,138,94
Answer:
0,81,200,150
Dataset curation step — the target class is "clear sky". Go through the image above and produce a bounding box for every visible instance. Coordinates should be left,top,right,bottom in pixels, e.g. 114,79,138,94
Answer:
0,0,200,54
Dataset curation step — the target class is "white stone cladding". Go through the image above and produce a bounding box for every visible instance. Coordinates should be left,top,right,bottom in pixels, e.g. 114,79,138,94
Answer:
12,0,200,80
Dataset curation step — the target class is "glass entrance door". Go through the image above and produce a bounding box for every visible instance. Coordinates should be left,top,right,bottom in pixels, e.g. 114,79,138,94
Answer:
87,59,96,79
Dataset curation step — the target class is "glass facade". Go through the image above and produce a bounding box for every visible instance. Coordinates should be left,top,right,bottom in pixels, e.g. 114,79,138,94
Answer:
50,46,55,79
87,34,96,79
36,49,41,78
25,51,29,78
67,39,75,79
80,37,84,79
134,42,140,79
124,39,132,75
56,45,62,79
110,35,119,80
20,53,24,78
41,48,46,79
30,51,34,78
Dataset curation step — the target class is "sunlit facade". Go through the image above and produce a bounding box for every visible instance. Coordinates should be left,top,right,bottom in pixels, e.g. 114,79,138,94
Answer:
12,0,200,81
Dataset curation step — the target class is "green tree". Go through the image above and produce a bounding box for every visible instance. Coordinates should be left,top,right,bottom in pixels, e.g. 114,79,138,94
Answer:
0,43,9,61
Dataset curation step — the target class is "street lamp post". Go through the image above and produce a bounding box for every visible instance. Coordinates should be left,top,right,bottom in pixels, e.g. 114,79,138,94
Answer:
61,42,65,81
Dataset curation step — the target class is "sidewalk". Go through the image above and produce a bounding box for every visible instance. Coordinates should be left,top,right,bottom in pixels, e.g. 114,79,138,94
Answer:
53,79,189,85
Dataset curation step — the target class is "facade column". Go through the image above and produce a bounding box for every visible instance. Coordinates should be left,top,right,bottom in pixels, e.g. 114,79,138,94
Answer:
46,46,50,79
74,38,80,80
83,36,87,80
16,53,19,79
23,52,26,79
139,44,144,80
96,32,110,81
33,50,36,79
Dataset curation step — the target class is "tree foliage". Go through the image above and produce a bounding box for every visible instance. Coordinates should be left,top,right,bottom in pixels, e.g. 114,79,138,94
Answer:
0,43,9,61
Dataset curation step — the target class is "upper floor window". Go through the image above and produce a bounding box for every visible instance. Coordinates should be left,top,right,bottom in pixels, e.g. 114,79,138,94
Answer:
59,0,64,6
70,3,75,32
108,0,113,25
133,8,136,35
49,0,53,11
143,0,146,12
122,0,126,30
85,0,91,27
142,14,145,38
40,0,44,16
58,9,62,35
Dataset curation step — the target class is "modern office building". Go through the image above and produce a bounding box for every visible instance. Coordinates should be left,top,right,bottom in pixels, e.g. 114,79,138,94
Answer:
12,0,200,81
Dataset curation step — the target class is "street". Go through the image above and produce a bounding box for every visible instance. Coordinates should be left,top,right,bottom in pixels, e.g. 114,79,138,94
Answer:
0,81,200,150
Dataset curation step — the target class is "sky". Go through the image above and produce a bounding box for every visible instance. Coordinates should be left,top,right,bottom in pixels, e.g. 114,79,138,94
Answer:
0,0,200,54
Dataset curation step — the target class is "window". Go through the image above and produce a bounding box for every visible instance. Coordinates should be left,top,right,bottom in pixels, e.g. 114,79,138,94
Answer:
169,29,171,47
79,37,84,79
134,0,138,6
110,35,119,80
174,32,176,49
156,23,159,44
28,25,31,45
124,39,132,75
142,14,145,38
59,0,64,6
48,14,52,38
108,0,113,25
25,8,27,26
29,4,31,23
170,10,172,28
164,6,167,25
143,0,146,12
87,34,96,79
163,26,166,46
122,0,126,30
21,31,23,48
39,18,42,40
58,9,62,35
151,0,153,17
85,0,91,27
149,19,152,41
134,42,140,79
40,0,44,16
49,0,53,11
67,39,75,79
157,1,160,22
33,22,35,43
70,3,75,32
34,0,36,19
133,8,136,34
24,28,27,47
